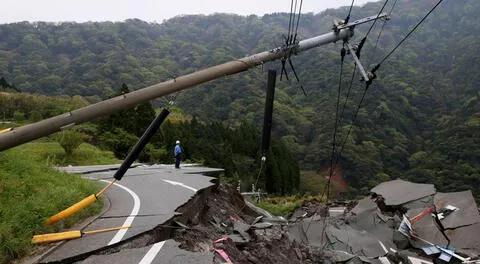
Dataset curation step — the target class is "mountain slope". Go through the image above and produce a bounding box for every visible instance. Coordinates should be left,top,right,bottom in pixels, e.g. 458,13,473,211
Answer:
1,0,479,198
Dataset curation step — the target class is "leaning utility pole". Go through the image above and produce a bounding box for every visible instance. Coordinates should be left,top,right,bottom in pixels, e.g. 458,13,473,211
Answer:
0,14,387,151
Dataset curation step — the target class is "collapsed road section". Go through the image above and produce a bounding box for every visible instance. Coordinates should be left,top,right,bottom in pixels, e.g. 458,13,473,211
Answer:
32,167,480,264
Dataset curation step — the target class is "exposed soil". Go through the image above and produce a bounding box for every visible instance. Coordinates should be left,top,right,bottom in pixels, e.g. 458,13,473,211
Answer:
172,181,321,263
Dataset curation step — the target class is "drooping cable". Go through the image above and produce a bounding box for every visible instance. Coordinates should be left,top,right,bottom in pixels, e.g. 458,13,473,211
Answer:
339,66,357,125
316,46,348,246
306,47,346,234
369,0,398,65
372,0,444,72
335,83,369,165
327,46,347,201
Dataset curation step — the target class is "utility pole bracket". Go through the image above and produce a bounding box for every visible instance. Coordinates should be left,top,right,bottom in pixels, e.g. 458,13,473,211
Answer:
345,42,370,82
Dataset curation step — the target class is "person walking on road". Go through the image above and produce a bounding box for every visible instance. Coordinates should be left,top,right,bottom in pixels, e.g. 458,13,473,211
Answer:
174,140,182,169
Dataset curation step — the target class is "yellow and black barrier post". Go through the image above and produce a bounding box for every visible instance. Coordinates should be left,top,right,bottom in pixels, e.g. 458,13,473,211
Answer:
32,226,130,244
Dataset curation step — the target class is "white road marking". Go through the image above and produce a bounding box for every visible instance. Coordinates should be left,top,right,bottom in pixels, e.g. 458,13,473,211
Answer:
379,256,392,264
135,180,197,263
139,241,166,264
378,240,388,254
100,180,141,245
407,256,433,264
162,179,197,192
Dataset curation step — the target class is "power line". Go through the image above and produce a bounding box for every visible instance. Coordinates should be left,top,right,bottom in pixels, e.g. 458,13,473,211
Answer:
306,46,346,234
367,0,398,66
345,0,355,24
334,0,396,162
287,0,295,44
336,0,445,165
337,0,389,128
293,0,304,44
290,0,298,44
324,46,347,204
364,0,390,39
336,84,368,162
374,0,444,69
339,66,357,125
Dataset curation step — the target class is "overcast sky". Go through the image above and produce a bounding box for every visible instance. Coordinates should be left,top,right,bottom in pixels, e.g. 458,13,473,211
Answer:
1,0,375,24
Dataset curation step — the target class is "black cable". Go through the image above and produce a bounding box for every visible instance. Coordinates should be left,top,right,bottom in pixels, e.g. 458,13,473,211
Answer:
339,66,357,124
369,0,398,65
329,46,346,184
388,0,399,17
369,20,387,65
338,0,386,122
374,0,444,70
306,47,346,234
331,0,390,163
345,0,355,24
293,0,304,44
287,0,295,44
290,0,298,45
364,0,390,39
333,0,440,170
336,84,369,163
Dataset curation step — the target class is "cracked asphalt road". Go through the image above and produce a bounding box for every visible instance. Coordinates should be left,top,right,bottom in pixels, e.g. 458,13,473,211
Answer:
39,164,222,263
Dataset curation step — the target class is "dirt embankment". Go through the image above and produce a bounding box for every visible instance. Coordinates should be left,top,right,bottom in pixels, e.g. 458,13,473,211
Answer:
172,181,321,263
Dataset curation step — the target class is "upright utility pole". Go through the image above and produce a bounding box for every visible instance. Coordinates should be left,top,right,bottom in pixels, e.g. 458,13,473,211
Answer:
0,14,387,151
261,70,277,160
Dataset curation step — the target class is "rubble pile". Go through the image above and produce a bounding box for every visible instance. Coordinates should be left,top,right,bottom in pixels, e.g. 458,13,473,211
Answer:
171,179,480,263
289,179,480,264
172,181,319,263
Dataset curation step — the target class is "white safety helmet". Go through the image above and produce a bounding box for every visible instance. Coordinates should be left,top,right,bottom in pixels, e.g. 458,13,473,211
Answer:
176,140,180,144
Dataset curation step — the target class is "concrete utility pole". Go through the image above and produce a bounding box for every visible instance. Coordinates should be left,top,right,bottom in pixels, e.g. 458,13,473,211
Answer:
0,14,387,151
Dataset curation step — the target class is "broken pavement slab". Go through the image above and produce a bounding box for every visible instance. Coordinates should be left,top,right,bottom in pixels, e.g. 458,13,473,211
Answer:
405,190,480,257
350,196,377,215
324,250,356,262
371,179,436,206
434,190,480,229
408,207,480,257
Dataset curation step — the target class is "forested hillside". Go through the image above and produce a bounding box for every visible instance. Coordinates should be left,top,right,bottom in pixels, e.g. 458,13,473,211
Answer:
1,0,479,198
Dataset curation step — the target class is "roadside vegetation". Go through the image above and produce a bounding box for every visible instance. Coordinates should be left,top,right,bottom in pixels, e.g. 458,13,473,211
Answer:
253,194,330,217
0,141,120,263
26,141,120,166
253,196,303,217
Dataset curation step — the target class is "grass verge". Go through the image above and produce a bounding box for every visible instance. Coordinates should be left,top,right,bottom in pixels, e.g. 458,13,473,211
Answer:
252,195,330,217
0,143,109,264
253,198,302,217
25,141,120,166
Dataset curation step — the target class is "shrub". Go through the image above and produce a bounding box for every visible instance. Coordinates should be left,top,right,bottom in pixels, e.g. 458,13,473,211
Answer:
54,130,90,157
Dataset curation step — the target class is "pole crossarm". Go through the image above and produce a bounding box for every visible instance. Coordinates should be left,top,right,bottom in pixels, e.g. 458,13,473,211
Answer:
336,13,389,31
